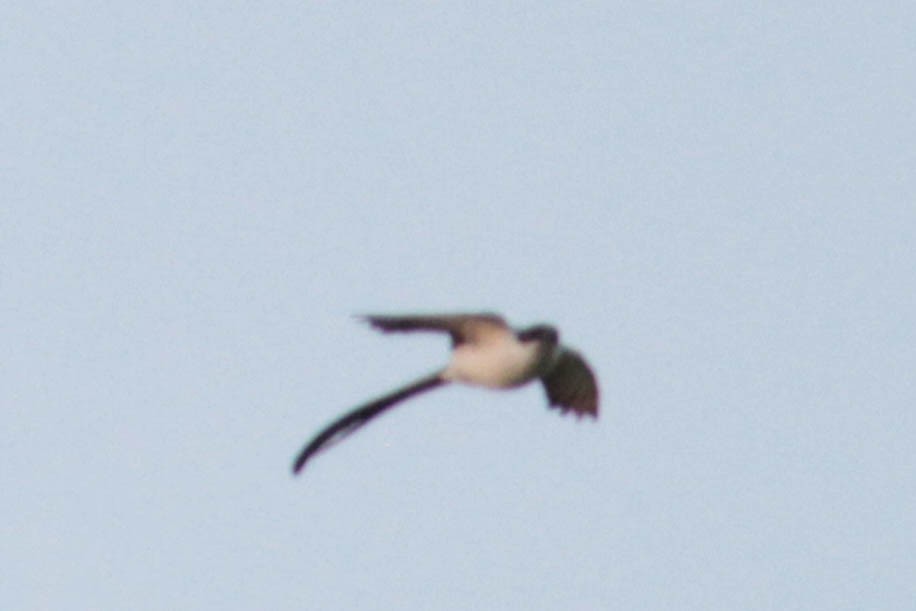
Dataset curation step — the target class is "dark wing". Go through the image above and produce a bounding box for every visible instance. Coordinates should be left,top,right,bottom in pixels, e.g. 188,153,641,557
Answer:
540,349,599,417
292,372,446,474
361,313,509,346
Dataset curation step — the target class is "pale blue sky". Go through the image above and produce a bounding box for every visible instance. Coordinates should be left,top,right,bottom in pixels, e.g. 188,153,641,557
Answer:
3,3,914,609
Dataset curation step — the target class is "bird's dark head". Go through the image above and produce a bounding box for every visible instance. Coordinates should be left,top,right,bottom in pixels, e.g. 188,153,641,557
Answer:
516,324,559,345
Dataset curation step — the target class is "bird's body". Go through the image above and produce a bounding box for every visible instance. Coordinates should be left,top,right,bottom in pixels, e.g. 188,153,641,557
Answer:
444,329,548,387
292,313,599,474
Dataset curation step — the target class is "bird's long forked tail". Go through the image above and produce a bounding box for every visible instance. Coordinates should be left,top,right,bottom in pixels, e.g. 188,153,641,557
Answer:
292,371,447,475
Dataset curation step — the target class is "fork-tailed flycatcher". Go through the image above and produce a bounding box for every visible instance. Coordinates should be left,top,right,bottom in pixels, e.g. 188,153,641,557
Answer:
292,313,599,474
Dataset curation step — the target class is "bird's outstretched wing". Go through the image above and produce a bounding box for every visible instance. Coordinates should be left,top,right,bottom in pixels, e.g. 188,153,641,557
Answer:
292,372,446,474
361,313,510,346
540,349,599,417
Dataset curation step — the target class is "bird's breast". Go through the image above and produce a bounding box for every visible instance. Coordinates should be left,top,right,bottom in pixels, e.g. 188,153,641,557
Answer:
443,340,543,388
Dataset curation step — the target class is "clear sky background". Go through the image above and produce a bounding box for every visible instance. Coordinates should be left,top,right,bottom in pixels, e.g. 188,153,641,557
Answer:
3,3,914,609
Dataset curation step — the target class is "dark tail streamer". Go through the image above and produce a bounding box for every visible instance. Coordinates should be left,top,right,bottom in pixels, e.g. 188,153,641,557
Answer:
292,372,446,475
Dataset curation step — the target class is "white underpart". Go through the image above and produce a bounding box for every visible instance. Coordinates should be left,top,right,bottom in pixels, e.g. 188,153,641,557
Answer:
443,337,544,388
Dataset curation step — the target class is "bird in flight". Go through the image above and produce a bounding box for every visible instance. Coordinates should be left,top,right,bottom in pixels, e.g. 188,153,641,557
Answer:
292,313,599,474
